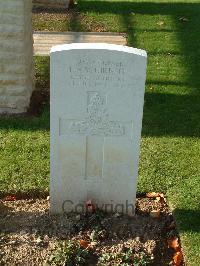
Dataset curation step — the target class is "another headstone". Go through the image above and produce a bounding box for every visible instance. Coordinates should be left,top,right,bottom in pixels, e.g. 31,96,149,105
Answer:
33,32,127,56
0,0,33,114
50,43,147,215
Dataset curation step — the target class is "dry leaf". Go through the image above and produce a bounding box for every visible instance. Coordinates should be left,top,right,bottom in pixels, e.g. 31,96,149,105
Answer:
173,251,183,266
147,192,166,204
146,192,161,198
179,17,189,22
167,237,180,250
155,196,160,203
80,239,89,249
157,21,164,26
4,195,17,201
157,194,166,203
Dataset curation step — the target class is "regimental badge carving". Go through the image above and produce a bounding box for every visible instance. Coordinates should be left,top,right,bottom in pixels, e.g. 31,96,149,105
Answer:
69,92,125,136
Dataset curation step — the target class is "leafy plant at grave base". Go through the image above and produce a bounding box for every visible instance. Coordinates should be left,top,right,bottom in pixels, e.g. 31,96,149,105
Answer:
49,240,91,265
98,248,151,266
73,210,106,233
90,226,107,242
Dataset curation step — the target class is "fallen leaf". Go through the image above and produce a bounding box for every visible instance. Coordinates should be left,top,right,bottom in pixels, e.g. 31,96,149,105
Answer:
167,237,180,250
158,193,165,199
4,195,16,201
179,17,189,22
173,250,183,266
157,21,164,26
80,239,89,249
155,196,161,203
157,194,167,203
146,192,161,198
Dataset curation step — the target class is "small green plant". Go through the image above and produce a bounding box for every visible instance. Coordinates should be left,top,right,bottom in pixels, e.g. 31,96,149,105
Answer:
98,247,151,266
49,240,91,265
90,226,107,242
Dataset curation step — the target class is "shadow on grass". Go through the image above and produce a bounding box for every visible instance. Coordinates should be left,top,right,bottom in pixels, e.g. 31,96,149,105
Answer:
0,91,199,137
78,1,198,15
174,209,200,233
0,106,50,131
142,92,200,137
78,1,200,90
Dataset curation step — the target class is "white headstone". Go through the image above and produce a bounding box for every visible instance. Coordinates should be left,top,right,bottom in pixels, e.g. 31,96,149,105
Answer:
50,43,147,215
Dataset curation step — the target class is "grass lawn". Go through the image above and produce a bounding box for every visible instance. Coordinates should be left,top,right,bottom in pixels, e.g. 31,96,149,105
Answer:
1,0,200,264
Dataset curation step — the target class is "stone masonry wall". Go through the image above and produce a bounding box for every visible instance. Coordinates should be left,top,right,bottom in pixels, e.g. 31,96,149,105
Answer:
0,0,33,114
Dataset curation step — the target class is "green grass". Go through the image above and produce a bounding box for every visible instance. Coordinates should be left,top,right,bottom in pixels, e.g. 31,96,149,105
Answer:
0,109,50,195
1,0,200,264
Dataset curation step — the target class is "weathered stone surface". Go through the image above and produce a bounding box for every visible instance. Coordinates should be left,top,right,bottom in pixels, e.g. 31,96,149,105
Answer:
34,32,127,56
0,0,33,114
50,43,147,215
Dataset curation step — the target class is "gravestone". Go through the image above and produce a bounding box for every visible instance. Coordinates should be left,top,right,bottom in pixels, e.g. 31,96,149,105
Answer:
50,43,147,215
33,32,127,56
0,0,33,114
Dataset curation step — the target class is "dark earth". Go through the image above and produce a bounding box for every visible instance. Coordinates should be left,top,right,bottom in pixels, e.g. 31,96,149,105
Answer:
0,194,184,265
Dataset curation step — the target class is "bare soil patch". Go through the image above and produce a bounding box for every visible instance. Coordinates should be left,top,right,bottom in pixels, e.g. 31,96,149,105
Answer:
0,195,183,265
32,5,107,33
28,89,50,117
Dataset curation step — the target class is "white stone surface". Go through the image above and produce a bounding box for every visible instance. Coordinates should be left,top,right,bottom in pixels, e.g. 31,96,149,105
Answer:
50,43,147,215
0,0,33,114
33,32,127,56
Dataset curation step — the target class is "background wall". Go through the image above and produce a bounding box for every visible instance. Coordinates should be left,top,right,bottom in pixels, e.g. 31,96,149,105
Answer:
0,0,33,114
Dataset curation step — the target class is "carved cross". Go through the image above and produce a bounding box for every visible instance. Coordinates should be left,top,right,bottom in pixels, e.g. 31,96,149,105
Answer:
60,91,126,179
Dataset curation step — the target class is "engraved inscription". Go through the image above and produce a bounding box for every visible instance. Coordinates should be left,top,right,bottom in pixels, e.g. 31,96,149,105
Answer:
69,92,125,136
67,58,132,89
